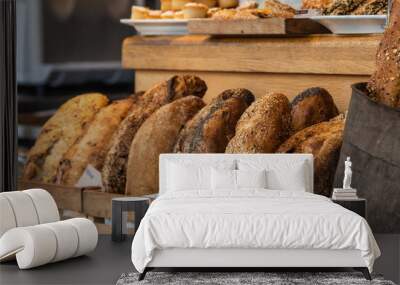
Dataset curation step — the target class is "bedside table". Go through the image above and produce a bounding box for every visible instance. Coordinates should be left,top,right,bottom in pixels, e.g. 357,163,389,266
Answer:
111,197,150,242
332,198,366,218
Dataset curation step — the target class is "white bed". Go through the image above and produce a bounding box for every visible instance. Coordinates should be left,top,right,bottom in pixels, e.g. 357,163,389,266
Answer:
131,154,380,280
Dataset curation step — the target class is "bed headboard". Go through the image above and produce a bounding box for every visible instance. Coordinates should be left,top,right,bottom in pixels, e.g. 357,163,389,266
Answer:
159,154,314,194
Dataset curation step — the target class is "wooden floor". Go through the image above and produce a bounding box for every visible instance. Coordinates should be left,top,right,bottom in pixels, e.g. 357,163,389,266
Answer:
0,235,398,285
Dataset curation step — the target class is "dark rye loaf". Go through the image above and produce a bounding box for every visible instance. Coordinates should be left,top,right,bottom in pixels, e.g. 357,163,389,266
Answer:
277,115,345,197
125,96,205,196
225,92,292,153
367,0,400,108
102,75,207,193
291,87,339,132
173,88,255,153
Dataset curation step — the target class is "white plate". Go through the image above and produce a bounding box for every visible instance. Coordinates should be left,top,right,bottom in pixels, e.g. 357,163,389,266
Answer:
310,15,387,34
120,19,188,36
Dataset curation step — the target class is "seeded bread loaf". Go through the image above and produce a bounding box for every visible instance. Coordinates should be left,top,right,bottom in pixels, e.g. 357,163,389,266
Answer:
173,88,255,153
126,96,205,196
367,0,400,108
57,97,134,186
23,93,109,183
225,92,291,153
291,87,339,132
277,115,345,197
102,75,207,193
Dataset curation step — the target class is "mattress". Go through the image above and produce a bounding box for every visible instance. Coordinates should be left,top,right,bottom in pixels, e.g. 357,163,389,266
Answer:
131,190,380,273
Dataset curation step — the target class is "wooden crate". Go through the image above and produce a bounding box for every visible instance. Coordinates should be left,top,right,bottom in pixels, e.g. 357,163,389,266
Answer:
18,180,125,234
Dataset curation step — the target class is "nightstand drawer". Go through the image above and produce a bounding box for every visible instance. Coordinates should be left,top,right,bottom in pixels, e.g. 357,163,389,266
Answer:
332,199,366,218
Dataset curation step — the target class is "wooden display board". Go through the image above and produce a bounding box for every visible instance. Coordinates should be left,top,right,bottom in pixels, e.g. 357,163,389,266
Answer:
188,18,330,36
122,35,381,112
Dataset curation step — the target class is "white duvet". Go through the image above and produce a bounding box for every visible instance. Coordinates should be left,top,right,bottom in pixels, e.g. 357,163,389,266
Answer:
131,190,380,273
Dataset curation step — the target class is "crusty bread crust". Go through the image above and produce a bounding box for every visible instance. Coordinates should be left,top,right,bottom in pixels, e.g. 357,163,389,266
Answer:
368,0,400,108
57,97,134,186
277,115,345,197
125,96,205,196
225,92,292,153
23,93,109,183
102,75,207,193
291,87,339,132
174,88,255,153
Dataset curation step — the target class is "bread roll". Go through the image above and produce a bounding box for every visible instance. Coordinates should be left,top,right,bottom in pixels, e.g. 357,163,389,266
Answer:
126,96,205,196
277,115,345,197
367,0,400,108
56,97,134,186
174,88,255,153
102,75,207,193
23,93,109,183
291,87,339,132
226,92,291,153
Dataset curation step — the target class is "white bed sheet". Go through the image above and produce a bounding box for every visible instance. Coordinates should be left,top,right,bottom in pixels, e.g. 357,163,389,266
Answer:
131,190,380,273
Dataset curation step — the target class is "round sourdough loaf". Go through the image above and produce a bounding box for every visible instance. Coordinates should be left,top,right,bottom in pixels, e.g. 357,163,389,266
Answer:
225,92,291,153
23,93,109,183
57,97,134,186
277,115,345,197
291,87,339,133
125,96,205,196
173,88,255,153
102,75,207,193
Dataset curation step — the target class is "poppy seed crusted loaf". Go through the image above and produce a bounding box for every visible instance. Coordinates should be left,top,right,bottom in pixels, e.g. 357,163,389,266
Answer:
225,92,292,153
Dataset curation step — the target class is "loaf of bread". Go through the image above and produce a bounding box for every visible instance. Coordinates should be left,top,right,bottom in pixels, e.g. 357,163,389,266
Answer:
225,92,291,153
351,0,387,15
368,0,400,108
23,93,109,183
174,88,255,153
302,0,333,10
291,87,339,132
277,115,345,197
102,75,207,193
56,97,134,186
125,96,205,196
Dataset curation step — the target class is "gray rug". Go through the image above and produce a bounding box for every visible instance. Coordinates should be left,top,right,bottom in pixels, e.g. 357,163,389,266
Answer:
116,272,396,285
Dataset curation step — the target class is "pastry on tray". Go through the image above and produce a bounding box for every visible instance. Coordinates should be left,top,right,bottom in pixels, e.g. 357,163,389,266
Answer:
161,0,172,11
172,0,192,10
183,3,209,18
322,0,365,15
147,10,163,19
174,10,185,18
237,0,259,10
195,0,218,8
211,8,238,19
207,7,222,17
131,6,150,19
351,0,387,14
264,0,296,17
161,10,175,19
301,0,333,10
218,0,239,9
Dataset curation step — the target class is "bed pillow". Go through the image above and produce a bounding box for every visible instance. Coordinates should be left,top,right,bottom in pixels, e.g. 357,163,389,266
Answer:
166,160,236,192
236,169,267,189
238,160,308,191
211,169,267,190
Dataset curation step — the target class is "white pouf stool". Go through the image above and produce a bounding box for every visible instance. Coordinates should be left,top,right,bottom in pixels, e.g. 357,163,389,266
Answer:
0,189,98,269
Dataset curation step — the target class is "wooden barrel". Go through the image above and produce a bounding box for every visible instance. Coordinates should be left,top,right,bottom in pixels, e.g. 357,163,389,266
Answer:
334,83,400,233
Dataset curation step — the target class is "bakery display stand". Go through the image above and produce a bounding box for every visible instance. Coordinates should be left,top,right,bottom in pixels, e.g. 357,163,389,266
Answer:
331,198,367,219
112,197,150,242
